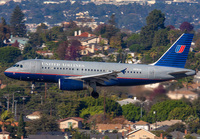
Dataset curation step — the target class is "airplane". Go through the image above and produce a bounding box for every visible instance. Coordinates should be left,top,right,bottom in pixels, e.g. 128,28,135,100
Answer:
4,33,195,98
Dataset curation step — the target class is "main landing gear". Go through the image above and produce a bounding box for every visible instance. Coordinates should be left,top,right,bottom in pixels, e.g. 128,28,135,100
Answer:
91,91,99,99
90,81,99,99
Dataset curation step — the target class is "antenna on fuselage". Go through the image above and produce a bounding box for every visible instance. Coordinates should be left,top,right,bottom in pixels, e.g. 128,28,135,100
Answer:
35,57,37,59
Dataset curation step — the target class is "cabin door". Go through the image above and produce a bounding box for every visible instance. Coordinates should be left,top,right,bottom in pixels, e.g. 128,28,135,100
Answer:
30,61,37,73
148,67,155,79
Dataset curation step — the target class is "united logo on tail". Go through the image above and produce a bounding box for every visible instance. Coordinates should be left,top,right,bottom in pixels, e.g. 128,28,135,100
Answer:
175,45,186,53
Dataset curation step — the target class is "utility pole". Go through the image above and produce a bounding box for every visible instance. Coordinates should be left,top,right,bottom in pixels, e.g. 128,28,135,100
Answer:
14,100,18,120
45,83,47,100
12,91,20,113
104,91,106,124
4,94,10,111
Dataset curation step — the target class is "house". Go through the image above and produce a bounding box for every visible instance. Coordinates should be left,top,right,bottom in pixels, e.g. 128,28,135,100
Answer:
58,117,84,130
68,31,108,55
26,111,41,120
36,50,54,58
24,132,71,139
133,120,150,131
90,133,123,139
169,131,185,139
0,131,10,139
95,124,123,133
151,120,184,130
8,36,29,51
126,128,159,139
117,97,141,106
166,89,198,100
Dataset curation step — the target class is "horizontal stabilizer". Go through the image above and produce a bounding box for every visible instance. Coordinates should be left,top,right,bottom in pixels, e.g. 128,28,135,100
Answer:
168,71,190,75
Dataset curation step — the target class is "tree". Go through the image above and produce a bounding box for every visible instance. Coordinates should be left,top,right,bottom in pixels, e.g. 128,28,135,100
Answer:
0,110,14,138
17,113,26,139
152,29,169,47
166,123,186,133
0,46,21,63
56,41,68,60
122,103,142,122
27,114,59,134
65,40,81,60
146,100,188,123
10,5,26,37
146,9,165,29
179,22,194,33
140,9,166,49
0,17,11,47
108,13,116,26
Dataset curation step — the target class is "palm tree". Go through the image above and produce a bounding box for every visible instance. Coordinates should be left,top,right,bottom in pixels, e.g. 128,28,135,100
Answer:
0,110,14,138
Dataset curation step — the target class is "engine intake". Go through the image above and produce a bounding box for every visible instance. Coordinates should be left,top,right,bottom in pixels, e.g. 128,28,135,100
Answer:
59,79,88,91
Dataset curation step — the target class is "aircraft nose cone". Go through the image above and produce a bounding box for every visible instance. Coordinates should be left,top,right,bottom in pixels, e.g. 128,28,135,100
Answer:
4,68,12,77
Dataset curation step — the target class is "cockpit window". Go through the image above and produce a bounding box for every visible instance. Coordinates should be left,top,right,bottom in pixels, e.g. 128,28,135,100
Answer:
13,64,23,68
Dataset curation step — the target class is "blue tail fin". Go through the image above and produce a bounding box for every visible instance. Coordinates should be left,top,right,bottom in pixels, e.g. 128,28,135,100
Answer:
153,33,194,68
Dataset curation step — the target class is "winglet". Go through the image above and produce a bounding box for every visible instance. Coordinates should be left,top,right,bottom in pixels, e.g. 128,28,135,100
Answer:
121,68,127,74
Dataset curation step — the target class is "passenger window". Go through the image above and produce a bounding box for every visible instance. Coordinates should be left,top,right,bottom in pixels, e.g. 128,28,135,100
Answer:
72,68,74,70
54,67,56,69
97,70,99,72
20,65,23,68
77,68,79,70
85,69,87,71
69,68,71,70
94,69,96,71
91,69,93,71
88,69,90,71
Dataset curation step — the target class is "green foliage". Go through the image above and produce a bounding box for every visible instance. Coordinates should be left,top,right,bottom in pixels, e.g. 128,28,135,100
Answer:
17,113,26,138
122,103,142,122
184,134,197,139
27,114,59,134
146,100,188,123
81,56,103,62
10,5,26,37
152,29,170,47
81,97,122,118
0,46,21,63
166,123,186,133
80,106,104,118
146,9,165,29
72,131,90,139
168,106,196,121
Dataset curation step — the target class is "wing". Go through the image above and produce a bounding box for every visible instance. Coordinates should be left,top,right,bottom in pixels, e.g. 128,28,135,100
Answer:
67,68,127,85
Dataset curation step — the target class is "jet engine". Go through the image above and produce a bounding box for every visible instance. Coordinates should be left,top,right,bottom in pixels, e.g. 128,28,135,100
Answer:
58,79,88,91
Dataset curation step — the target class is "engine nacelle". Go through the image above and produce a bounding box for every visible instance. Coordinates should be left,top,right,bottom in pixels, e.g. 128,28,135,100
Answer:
58,79,88,91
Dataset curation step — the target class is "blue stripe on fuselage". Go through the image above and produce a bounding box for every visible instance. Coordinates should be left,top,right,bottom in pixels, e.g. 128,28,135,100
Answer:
4,71,167,86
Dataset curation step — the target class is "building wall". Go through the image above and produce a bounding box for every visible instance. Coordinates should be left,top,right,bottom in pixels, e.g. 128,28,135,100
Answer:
127,130,155,139
0,134,9,139
135,125,150,131
59,119,80,129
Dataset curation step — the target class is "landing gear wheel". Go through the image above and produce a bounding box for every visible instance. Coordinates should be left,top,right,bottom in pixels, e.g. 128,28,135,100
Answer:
91,91,99,99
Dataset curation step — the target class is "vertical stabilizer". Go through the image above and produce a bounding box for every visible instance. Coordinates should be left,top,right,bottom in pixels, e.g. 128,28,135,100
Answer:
153,33,194,68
